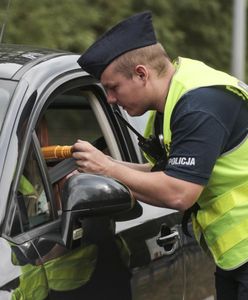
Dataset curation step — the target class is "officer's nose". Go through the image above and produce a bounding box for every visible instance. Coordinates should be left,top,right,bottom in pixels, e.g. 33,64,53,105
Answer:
106,92,117,104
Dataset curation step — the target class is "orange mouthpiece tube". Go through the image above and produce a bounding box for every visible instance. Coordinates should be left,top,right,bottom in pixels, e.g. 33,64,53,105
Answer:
41,145,73,160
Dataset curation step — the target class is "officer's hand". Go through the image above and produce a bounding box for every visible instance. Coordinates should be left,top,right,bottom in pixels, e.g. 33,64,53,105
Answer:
72,139,113,175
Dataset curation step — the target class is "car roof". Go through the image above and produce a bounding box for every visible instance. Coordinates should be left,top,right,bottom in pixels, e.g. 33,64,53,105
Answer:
0,44,73,79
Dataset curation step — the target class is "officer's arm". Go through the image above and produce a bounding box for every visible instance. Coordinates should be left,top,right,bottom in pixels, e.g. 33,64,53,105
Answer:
109,158,152,172
72,141,203,211
103,161,204,211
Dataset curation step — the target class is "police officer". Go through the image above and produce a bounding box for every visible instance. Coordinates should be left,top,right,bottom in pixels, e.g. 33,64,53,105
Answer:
73,11,248,299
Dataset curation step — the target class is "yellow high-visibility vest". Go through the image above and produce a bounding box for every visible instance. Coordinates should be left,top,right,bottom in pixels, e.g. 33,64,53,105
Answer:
144,57,248,270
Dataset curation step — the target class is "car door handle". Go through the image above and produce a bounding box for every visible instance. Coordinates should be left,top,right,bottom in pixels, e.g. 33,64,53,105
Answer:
157,224,180,255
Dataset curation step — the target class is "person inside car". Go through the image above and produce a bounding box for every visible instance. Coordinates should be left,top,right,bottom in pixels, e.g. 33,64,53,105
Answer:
73,11,248,300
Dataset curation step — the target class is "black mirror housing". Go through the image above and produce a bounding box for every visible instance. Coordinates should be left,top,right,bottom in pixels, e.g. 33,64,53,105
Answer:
61,173,134,248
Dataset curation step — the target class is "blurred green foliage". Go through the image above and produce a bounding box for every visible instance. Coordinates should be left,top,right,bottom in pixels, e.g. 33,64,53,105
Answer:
0,0,247,79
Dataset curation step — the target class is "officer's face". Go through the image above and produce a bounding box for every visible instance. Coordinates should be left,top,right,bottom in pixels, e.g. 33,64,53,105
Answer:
101,62,152,116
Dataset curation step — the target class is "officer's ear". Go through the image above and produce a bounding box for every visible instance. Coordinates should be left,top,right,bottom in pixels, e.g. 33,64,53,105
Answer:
134,65,148,83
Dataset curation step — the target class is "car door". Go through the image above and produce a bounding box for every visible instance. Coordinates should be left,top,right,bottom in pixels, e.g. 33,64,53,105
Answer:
1,68,186,300
1,71,143,300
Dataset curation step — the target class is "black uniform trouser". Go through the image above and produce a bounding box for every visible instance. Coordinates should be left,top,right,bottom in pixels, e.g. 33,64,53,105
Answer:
215,261,248,300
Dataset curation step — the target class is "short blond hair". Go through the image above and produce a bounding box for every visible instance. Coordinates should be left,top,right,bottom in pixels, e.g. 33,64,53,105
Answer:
113,43,170,78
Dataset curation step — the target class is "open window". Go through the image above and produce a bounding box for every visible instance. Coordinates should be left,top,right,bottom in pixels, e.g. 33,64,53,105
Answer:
37,87,121,213
44,88,122,158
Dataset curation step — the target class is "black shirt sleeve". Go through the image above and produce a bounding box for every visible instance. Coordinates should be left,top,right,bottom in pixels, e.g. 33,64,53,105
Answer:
164,87,248,185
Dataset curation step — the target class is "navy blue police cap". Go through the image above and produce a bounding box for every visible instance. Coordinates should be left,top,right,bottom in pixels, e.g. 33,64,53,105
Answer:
77,11,157,80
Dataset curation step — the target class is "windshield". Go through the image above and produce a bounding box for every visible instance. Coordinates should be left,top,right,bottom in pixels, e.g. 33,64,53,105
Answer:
0,79,16,132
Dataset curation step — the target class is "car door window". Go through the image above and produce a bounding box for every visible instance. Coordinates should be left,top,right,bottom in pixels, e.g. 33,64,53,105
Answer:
38,88,121,215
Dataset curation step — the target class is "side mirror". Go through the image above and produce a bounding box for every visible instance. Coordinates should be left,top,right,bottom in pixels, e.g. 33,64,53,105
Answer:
60,173,134,248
